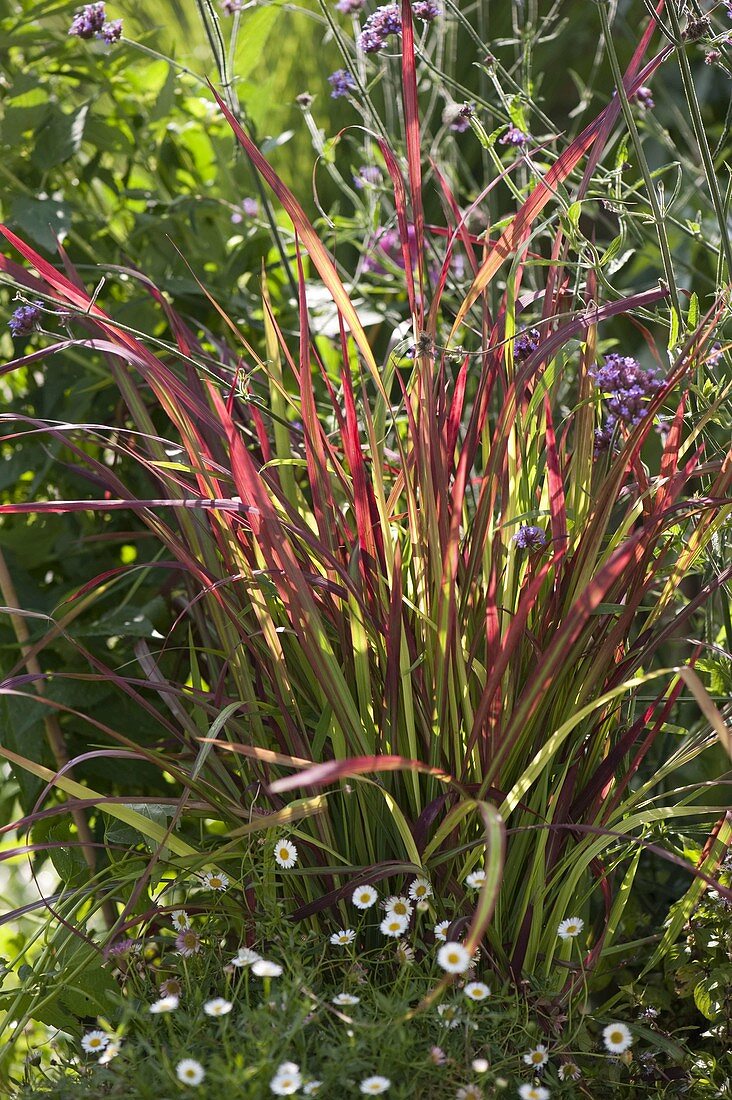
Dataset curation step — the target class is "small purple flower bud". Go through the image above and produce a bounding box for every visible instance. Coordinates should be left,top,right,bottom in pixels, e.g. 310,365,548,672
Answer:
335,0,365,11
328,69,357,98
500,126,530,147
512,525,548,551
442,103,472,132
707,341,723,366
8,303,43,337
413,0,440,21
354,165,383,188
222,0,243,11
296,92,314,108
242,197,259,217
69,2,106,38
101,18,122,43
634,85,654,110
513,327,540,362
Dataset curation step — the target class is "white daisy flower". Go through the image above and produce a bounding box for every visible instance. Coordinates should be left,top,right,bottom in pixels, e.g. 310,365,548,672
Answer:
81,1030,110,1054
330,928,356,946
171,909,190,930
203,997,233,1016
232,947,262,967
437,1003,462,1028
464,981,491,1001
384,895,412,919
270,1065,302,1095
395,942,415,964
274,839,298,868
352,884,378,909
379,913,409,938
332,993,360,1005
456,1086,483,1100
201,870,229,891
176,1059,205,1086
434,920,450,941
252,959,283,977
558,1062,580,1080
408,877,432,901
464,870,486,890
176,929,201,957
602,1022,633,1053
359,1076,391,1094
518,1086,549,1100
523,1045,548,1067
149,995,179,1014
557,916,584,940
437,941,471,973
98,1038,122,1064
303,1082,322,1095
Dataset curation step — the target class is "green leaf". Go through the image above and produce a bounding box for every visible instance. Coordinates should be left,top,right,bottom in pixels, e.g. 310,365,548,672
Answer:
10,195,73,253
234,6,280,80
31,104,89,170
694,970,732,1021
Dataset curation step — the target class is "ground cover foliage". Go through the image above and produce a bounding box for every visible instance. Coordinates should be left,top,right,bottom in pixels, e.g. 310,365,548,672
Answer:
0,0,731,1095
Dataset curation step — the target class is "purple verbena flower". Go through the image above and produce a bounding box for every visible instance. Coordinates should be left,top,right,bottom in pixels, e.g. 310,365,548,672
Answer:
358,5,402,52
242,197,259,217
363,224,417,274
8,303,42,337
336,0,365,11
101,18,122,43
69,2,106,38
707,341,723,366
328,69,357,98
513,327,540,362
512,525,548,551
69,3,122,43
592,353,663,452
500,126,530,147
442,103,472,132
634,85,654,110
354,165,383,188
413,0,440,21
222,0,243,11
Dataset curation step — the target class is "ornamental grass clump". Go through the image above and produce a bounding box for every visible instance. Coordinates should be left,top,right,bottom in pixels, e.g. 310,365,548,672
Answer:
0,0,731,1092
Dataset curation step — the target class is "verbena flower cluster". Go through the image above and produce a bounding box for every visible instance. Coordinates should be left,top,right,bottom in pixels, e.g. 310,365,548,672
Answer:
512,526,548,551
500,126,530,147
68,3,122,43
592,352,663,452
355,0,440,49
358,5,403,52
8,302,42,337
513,327,540,362
328,69,357,98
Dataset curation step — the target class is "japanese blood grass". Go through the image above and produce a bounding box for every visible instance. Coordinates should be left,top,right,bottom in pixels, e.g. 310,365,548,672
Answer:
0,4,731,1041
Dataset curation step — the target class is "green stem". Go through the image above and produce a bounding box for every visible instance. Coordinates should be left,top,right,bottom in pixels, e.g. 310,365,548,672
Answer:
664,0,732,284
597,1,682,321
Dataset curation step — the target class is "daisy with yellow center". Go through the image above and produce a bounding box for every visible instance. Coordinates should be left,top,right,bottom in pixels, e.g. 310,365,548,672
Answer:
437,941,471,973
274,839,298,868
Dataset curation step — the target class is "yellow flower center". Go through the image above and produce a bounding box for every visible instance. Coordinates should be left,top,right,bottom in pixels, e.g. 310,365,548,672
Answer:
611,1031,623,1044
